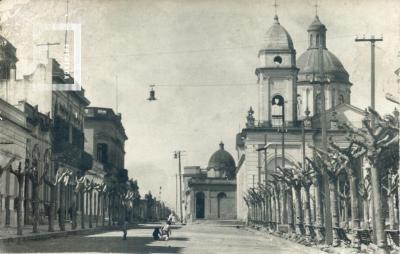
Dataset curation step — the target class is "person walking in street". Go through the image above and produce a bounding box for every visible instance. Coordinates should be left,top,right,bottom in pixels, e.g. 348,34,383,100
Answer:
122,219,128,240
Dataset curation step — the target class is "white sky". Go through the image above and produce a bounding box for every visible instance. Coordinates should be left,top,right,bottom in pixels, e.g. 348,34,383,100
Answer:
1,0,399,208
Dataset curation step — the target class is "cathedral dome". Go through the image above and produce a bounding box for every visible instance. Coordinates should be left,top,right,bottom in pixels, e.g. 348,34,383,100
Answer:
208,142,236,179
262,15,294,51
297,16,350,84
297,49,350,83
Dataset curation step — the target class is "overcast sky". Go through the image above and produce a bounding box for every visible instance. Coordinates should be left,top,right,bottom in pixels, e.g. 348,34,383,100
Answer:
1,0,399,208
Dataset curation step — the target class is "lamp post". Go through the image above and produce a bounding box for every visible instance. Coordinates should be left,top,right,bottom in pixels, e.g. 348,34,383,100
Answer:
174,151,184,224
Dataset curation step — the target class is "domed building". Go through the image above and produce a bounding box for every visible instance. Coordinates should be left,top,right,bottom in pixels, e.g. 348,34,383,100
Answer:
296,15,352,119
207,142,236,179
182,142,237,222
235,13,366,224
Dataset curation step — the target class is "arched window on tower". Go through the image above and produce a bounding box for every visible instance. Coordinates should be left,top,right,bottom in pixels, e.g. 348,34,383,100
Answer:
310,34,313,47
271,95,284,127
316,34,320,47
316,93,321,115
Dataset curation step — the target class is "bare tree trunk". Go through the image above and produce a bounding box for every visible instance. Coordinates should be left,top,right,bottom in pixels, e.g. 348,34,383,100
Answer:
89,190,93,228
72,192,78,230
102,194,106,227
294,187,303,235
80,190,85,229
59,185,65,231
370,164,388,254
314,175,324,243
16,176,24,235
96,192,100,227
32,183,40,233
304,187,312,225
281,188,288,224
108,193,112,227
350,175,360,230
363,197,369,229
276,192,281,225
388,173,395,230
329,180,340,246
48,185,55,232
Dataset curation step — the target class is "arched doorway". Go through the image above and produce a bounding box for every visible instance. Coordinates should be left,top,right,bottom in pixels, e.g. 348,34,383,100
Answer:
195,192,205,219
217,192,227,219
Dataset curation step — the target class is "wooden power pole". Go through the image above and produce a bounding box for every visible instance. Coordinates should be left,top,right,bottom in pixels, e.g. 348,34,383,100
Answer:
355,35,385,249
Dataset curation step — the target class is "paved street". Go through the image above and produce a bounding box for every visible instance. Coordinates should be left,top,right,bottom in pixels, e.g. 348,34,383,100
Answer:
0,222,323,253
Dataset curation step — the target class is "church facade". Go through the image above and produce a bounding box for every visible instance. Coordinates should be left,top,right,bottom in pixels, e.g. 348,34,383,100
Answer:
183,142,236,222
236,14,366,222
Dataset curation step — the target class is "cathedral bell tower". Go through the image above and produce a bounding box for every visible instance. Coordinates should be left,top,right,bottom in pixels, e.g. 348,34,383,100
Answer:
256,15,298,127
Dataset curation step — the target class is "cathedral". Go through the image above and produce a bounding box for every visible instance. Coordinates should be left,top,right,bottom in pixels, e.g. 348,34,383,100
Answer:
235,13,366,221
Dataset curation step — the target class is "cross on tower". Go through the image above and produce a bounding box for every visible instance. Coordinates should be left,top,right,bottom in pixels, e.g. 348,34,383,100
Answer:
273,0,279,16
314,1,319,16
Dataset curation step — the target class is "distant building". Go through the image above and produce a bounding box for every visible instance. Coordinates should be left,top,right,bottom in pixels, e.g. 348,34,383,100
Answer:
183,142,236,222
84,107,127,171
83,107,128,222
235,14,365,222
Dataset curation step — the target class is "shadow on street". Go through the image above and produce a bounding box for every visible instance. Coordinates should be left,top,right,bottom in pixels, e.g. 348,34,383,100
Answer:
0,233,187,253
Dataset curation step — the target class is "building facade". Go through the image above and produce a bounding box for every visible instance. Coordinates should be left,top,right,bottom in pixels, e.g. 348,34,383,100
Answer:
84,107,128,224
236,14,365,222
183,142,236,222
0,98,51,227
0,32,91,227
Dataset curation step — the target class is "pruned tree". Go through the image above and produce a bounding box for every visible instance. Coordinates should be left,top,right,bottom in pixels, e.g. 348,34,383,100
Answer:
267,179,281,225
26,160,47,233
43,166,68,232
272,168,295,233
382,168,398,230
9,160,28,235
358,173,371,229
329,136,366,231
343,107,399,253
310,145,346,246
74,175,87,229
56,168,73,231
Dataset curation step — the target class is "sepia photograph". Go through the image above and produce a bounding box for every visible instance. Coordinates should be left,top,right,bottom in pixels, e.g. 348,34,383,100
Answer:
0,0,398,253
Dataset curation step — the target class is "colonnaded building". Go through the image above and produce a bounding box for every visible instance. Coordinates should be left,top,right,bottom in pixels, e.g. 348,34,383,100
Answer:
236,14,367,222
183,142,236,222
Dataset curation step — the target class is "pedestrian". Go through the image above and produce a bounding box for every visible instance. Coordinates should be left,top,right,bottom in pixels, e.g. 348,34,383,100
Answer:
68,207,73,221
152,227,161,240
122,219,128,240
162,221,171,240
167,212,174,224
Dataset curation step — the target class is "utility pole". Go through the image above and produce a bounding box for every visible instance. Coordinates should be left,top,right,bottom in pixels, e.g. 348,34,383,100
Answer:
355,36,383,126
310,37,333,245
175,173,178,215
278,102,288,225
115,75,119,114
264,134,268,183
174,151,184,223
355,35,385,249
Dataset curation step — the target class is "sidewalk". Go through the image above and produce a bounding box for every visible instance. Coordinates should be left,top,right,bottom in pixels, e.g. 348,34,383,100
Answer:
0,221,137,243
